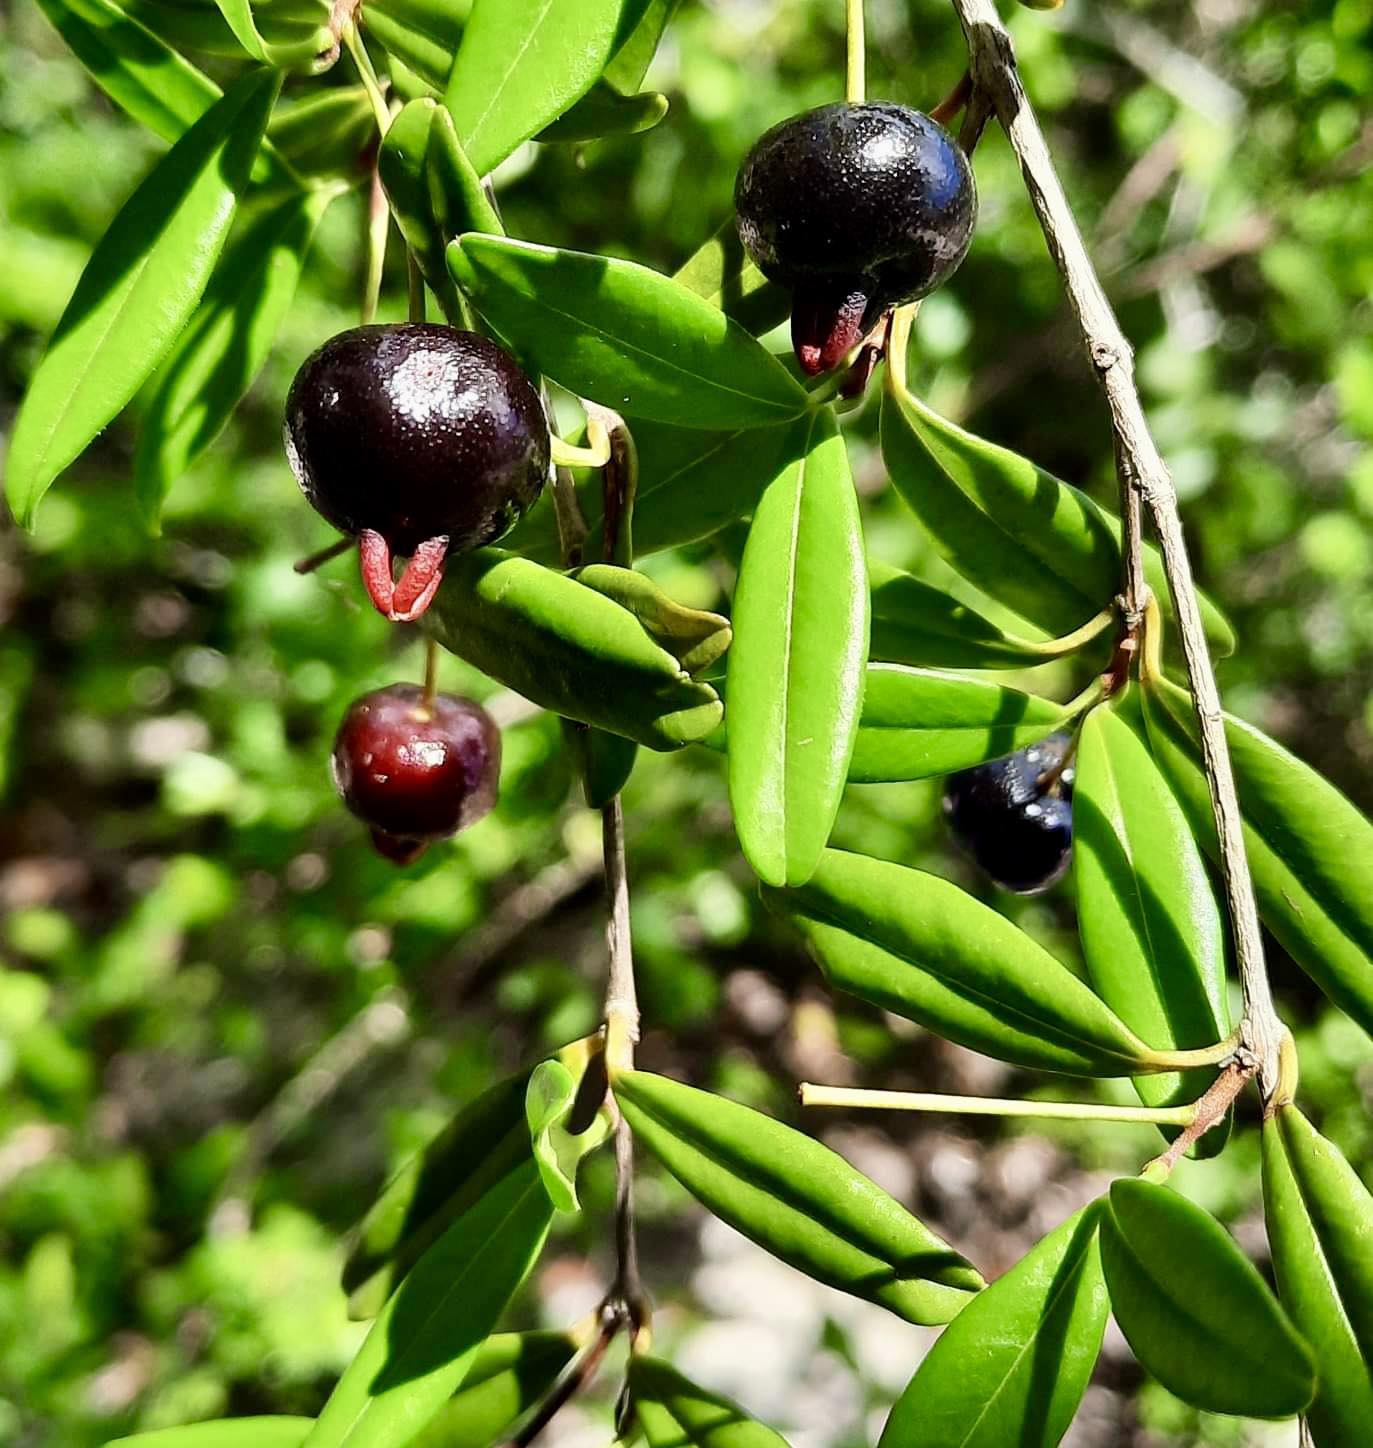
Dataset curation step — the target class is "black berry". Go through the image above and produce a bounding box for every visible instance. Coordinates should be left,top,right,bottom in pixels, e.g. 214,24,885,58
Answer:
943,733,1074,895
735,102,976,375
285,324,549,622
331,684,500,865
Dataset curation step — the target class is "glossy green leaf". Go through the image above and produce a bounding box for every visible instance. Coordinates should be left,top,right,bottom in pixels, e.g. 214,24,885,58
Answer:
6,68,280,529
880,1204,1107,1448
727,410,868,887
766,849,1164,1076
603,0,679,92
847,664,1070,783
266,86,374,178
673,215,791,335
106,1423,311,1448
630,1356,791,1448
136,186,331,525
573,565,731,676
411,1333,579,1448
362,0,468,93
343,1070,533,1319
427,104,504,239
536,80,668,143
881,380,1235,652
209,0,330,69
444,0,651,175
1075,706,1230,1133
525,1057,610,1212
1143,675,1373,1039
424,549,721,749
614,1071,983,1324
1263,1106,1373,1447
304,1161,553,1448
1100,1177,1315,1419
114,0,246,58
448,235,808,429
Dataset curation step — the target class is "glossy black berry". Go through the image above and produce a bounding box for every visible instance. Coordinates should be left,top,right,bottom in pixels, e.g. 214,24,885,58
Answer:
735,102,976,374
285,324,550,621
331,684,500,865
943,733,1075,895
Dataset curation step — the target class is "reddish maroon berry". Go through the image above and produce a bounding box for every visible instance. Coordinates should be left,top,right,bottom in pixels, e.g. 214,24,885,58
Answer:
331,684,500,864
285,324,549,623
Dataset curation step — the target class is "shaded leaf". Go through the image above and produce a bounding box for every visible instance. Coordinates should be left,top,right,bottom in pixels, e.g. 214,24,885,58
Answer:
562,719,638,809
673,215,791,335
267,86,375,178
209,0,331,69
603,0,679,92
614,1070,983,1324
574,565,731,676
115,0,246,58
728,409,867,886
362,0,467,93
1262,1106,1373,1447
449,235,808,429
766,849,1166,1077
525,1057,610,1212
880,1204,1107,1448
630,1356,792,1448
6,68,281,528
107,1423,312,1448
1100,1177,1315,1418
536,80,668,143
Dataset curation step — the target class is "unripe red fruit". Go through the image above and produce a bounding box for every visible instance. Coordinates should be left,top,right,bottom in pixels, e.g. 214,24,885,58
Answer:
331,684,500,864
285,324,549,622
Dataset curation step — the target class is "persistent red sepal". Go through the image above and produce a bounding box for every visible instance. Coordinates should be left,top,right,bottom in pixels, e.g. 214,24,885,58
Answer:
791,284,871,376
357,530,450,623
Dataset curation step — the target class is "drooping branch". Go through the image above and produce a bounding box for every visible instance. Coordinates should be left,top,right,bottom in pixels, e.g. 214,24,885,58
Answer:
947,0,1284,1095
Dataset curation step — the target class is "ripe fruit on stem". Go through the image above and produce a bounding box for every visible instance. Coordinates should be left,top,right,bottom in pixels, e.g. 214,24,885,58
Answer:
331,684,501,865
734,102,976,375
284,324,550,622
943,732,1075,894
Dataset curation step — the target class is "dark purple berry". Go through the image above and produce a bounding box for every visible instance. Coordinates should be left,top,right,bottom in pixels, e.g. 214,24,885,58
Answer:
943,733,1075,895
735,102,976,375
331,684,500,864
285,324,549,622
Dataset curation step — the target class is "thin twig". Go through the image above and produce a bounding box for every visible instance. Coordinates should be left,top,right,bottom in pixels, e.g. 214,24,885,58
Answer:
496,1307,620,1448
1144,1060,1253,1175
949,0,1285,1097
294,536,352,575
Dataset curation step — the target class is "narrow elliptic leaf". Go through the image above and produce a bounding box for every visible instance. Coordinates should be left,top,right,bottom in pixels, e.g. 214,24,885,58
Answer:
114,0,246,58
1101,1177,1315,1419
727,410,867,887
1143,675,1373,1040
106,1423,311,1448
766,849,1160,1076
361,0,467,93
847,664,1070,783
423,548,723,749
1263,1107,1373,1447
562,719,638,809
614,1071,983,1324
267,86,375,178
449,235,809,429
630,1356,792,1448
1075,706,1230,1135
304,1162,554,1448
673,215,791,335
525,1058,611,1213
573,565,731,676
210,0,331,69
444,0,651,175
428,104,504,240
536,80,668,143
603,0,679,92
136,187,331,525
880,380,1235,653
412,1333,580,1448
880,1204,1107,1448
6,68,280,529
343,1070,533,1319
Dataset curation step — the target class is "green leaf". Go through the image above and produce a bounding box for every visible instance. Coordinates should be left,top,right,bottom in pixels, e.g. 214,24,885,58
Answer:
614,1071,983,1324
727,409,868,887
630,1356,792,1448
562,719,638,809
573,565,731,676
135,186,331,525
114,0,246,58
880,1204,1107,1448
411,1333,580,1448
1262,1106,1373,1447
880,380,1235,652
444,0,651,175
106,1423,312,1448
536,80,668,143
362,0,468,93
603,0,679,92
6,67,281,529
1142,675,1373,1039
305,1161,553,1448
266,86,375,178
1100,1177,1315,1419
673,215,791,336
209,0,331,69
765,849,1163,1076
427,104,505,240
423,549,722,749
1075,706,1230,1135
847,664,1071,783
448,235,809,429
525,1058,610,1212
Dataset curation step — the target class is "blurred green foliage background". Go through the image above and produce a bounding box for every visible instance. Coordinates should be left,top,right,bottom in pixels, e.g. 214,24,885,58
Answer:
1,0,1371,1444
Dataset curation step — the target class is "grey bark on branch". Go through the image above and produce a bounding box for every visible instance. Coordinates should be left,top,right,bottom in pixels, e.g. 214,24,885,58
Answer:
947,0,1285,1096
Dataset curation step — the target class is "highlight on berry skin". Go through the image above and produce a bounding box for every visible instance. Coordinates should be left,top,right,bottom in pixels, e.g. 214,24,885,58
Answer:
284,324,551,624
